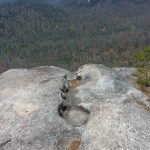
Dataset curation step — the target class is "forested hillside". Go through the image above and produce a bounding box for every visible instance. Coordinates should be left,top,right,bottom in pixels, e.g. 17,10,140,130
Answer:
0,0,150,71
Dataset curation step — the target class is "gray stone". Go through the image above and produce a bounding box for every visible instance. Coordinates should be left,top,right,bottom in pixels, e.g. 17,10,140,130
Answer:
0,64,150,150
0,66,80,150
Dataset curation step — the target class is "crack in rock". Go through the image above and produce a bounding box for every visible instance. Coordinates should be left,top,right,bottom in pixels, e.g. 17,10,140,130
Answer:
58,76,90,127
0,139,11,148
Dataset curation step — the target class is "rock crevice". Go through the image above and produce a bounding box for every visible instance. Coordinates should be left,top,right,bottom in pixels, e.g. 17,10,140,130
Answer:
58,75,91,127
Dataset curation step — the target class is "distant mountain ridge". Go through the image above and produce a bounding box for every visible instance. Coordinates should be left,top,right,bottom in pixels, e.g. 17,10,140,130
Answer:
0,0,150,70
0,0,14,3
0,0,149,6
63,0,150,7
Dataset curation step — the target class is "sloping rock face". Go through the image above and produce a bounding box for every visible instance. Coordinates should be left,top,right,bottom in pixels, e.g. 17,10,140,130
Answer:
0,66,80,150
74,64,150,150
0,64,150,150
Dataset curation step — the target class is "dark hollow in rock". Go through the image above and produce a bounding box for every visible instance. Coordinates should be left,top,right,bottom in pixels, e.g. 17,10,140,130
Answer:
76,76,82,81
61,92,67,100
58,103,68,117
60,85,69,93
58,104,90,127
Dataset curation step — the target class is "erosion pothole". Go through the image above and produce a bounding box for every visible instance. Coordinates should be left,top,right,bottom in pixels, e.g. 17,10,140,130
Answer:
58,75,90,127
58,104,90,127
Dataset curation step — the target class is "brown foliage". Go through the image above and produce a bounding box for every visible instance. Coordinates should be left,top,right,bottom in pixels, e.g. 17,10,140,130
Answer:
69,79,80,88
66,139,81,150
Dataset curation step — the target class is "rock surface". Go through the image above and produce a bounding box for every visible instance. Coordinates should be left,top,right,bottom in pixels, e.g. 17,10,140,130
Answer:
0,64,150,150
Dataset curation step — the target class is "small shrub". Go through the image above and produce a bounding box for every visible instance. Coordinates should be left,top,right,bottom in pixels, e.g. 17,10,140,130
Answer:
134,47,150,87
